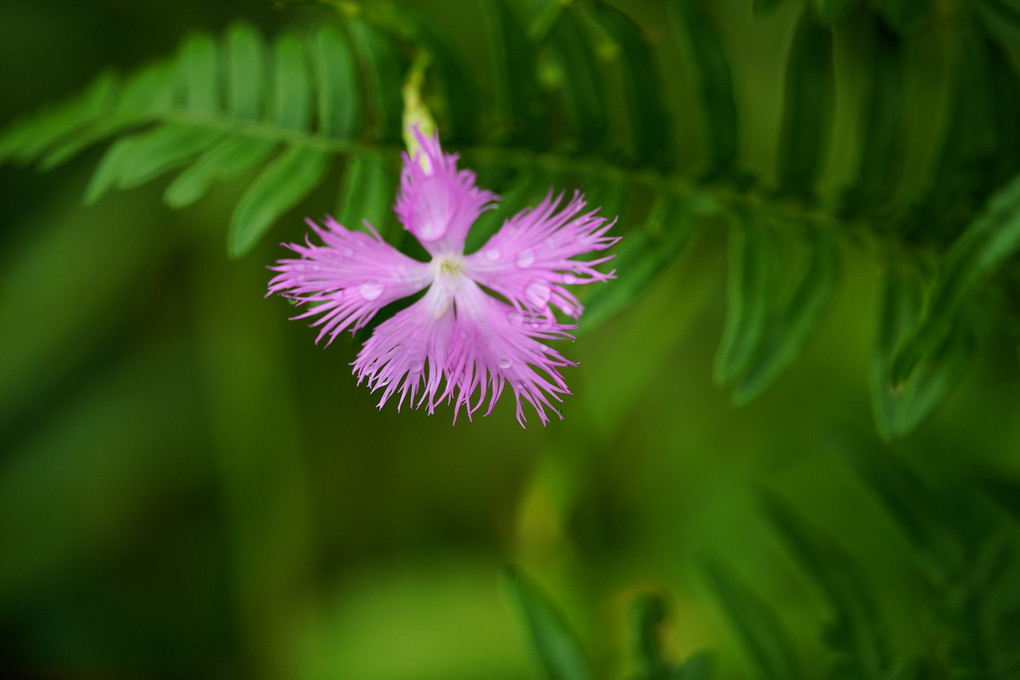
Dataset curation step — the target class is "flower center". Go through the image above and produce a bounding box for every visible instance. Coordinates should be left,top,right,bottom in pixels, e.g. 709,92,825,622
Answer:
435,254,464,278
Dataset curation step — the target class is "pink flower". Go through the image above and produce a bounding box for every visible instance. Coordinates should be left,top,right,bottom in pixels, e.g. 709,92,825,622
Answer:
268,128,618,426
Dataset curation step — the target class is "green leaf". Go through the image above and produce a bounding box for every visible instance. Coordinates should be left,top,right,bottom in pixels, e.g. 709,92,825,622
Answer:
312,24,362,139
985,36,1020,185
753,0,791,18
835,433,968,585
164,137,278,208
227,146,332,258
714,211,777,384
763,493,891,679
628,594,670,679
585,1,674,170
673,650,714,680
871,262,972,439
348,18,405,143
38,61,180,170
841,19,904,216
702,558,807,680
335,152,397,239
542,7,609,153
776,8,834,202
579,192,702,335
271,34,312,132
178,33,220,115
734,229,839,405
503,566,594,680
874,0,934,32
975,0,1020,49
226,22,266,121
671,0,739,178
84,124,222,203
815,0,860,25
0,70,118,166
891,173,1020,384
485,0,544,146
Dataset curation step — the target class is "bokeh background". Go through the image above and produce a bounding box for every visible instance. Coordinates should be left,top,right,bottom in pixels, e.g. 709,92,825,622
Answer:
2,1,1020,678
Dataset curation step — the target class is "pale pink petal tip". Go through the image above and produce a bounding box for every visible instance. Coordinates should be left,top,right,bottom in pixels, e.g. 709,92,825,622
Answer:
268,128,619,427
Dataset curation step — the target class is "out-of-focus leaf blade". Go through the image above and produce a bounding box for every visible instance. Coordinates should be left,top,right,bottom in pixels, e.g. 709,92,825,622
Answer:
891,174,1020,384
777,8,834,202
348,19,405,143
485,0,544,146
815,0,860,25
875,0,934,33
871,262,973,439
226,22,266,121
672,0,739,178
227,146,332,258
586,1,674,169
734,229,839,405
628,594,670,679
543,7,609,154
702,558,807,680
312,24,362,139
579,193,701,335
335,152,397,239
842,18,904,216
84,124,221,203
178,32,220,116
40,62,179,170
753,0,791,17
763,493,891,678
164,136,278,208
714,212,776,384
504,566,594,680
271,34,312,132
0,71,118,166
835,433,968,584
974,0,1020,48
674,650,714,680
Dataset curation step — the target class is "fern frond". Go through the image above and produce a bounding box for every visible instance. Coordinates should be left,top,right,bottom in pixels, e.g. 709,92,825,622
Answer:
3,0,1020,433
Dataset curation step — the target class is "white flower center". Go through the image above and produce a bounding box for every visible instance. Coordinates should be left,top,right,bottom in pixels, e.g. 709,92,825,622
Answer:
427,255,467,320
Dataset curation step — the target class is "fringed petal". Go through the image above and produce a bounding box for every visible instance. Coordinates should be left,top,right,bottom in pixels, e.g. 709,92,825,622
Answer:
394,127,498,256
463,190,619,320
268,216,431,346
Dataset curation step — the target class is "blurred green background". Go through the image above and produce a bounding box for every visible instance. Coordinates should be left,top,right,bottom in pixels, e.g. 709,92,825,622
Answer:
2,1,1020,678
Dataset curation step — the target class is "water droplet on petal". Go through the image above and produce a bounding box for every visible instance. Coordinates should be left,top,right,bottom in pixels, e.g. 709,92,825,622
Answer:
359,282,384,301
525,280,551,308
563,272,577,284
341,246,353,257
409,362,423,373
498,358,512,369
516,248,535,268
484,247,501,261
507,311,524,326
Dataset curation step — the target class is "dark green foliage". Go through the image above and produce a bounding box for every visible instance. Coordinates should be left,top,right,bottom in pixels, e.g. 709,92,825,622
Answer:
871,261,973,440
841,18,904,219
586,1,674,170
763,493,892,679
672,0,740,179
504,566,595,680
891,175,1020,385
702,559,807,680
732,228,839,405
1,0,1019,437
503,441,1020,679
777,7,835,203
